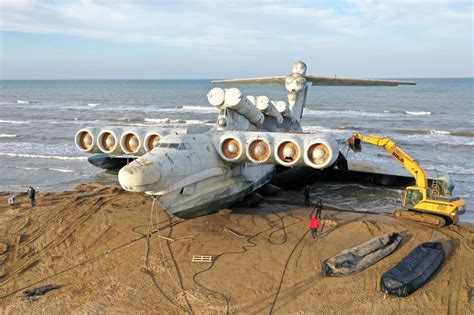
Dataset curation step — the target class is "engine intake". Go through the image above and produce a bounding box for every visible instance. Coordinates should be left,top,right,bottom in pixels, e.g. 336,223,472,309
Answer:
75,128,98,153
120,131,142,154
219,134,245,162
246,135,272,164
98,129,121,154
275,137,303,167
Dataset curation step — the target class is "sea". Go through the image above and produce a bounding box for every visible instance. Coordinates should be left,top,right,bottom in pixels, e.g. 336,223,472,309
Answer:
0,78,473,223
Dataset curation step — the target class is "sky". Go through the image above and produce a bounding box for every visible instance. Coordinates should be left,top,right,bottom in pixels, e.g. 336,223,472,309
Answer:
0,0,472,79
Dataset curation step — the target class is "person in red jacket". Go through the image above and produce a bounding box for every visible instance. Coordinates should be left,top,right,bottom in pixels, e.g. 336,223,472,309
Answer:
309,215,320,238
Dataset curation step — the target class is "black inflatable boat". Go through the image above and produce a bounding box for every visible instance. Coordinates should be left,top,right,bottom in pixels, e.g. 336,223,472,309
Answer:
380,242,445,297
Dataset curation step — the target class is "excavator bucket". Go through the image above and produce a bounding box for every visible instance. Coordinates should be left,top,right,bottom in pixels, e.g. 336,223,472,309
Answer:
347,136,362,152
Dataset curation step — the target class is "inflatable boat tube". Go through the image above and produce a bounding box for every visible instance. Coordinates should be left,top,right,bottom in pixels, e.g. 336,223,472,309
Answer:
380,242,445,297
322,232,402,276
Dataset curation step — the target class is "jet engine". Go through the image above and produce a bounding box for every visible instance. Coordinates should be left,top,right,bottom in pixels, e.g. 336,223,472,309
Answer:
75,128,100,153
275,136,304,167
219,133,246,162
120,130,143,155
97,129,123,154
144,131,167,151
246,134,273,164
303,138,339,169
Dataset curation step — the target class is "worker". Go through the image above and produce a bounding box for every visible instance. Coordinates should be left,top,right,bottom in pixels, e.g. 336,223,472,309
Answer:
27,186,36,207
303,185,311,206
314,198,323,220
8,195,17,207
309,215,320,238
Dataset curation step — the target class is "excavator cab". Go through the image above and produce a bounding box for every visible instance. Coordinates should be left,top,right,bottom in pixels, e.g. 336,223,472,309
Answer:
403,187,424,209
347,136,362,152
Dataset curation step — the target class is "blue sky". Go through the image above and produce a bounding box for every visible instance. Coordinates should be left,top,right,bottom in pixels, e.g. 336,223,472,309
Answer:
0,0,472,79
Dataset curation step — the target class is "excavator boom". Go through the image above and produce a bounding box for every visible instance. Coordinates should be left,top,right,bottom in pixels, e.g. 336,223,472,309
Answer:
348,133,428,189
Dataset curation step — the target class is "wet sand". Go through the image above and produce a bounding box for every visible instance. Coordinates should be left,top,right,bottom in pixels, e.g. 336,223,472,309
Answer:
0,183,473,314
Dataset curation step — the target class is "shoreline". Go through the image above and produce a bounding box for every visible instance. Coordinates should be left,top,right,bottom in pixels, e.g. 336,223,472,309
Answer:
0,183,473,313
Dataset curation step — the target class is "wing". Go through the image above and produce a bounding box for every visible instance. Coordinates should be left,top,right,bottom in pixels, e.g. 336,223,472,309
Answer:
212,75,416,86
212,76,286,85
305,76,416,86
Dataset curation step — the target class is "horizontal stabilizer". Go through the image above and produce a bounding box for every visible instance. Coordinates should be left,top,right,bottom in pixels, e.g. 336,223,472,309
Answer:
306,76,416,86
212,76,286,85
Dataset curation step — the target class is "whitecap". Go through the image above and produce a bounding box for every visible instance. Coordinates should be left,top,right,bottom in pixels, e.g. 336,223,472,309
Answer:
88,103,101,107
305,109,391,118
0,119,31,124
405,111,431,115
0,134,17,138
48,168,74,173
428,130,450,136
0,152,87,160
16,100,30,104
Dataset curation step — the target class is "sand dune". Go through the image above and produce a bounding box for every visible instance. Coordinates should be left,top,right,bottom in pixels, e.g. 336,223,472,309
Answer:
0,183,473,313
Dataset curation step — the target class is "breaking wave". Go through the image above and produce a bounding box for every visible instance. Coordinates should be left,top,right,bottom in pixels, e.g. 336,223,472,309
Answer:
16,100,30,104
395,129,474,138
305,109,391,118
0,152,87,160
0,119,31,124
0,134,17,138
88,103,101,107
48,167,74,173
405,111,431,115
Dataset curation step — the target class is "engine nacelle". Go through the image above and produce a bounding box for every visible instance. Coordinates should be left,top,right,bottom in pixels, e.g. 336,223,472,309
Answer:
246,134,273,164
120,130,143,155
97,128,123,154
75,128,100,153
218,132,246,162
275,136,304,167
303,137,339,169
144,130,169,152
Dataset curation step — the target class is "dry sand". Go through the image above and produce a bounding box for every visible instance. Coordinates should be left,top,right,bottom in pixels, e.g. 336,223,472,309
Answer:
0,183,473,314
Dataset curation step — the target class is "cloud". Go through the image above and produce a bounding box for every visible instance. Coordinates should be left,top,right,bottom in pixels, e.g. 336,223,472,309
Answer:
1,0,370,49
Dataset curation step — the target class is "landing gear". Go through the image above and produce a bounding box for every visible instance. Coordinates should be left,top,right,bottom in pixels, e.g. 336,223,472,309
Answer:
393,209,447,227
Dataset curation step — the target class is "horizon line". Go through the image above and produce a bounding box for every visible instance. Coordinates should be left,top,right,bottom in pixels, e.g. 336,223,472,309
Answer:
1,76,473,81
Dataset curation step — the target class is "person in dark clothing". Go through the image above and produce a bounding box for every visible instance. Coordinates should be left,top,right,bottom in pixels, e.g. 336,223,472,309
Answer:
315,198,323,220
27,186,36,207
303,185,311,206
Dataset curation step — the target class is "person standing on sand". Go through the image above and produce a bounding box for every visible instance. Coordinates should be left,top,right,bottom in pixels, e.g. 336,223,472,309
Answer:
27,186,36,207
309,215,320,238
303,185,311,206
8,195,17,207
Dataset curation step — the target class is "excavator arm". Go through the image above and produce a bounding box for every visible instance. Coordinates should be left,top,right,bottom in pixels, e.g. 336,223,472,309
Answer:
348,132,428,189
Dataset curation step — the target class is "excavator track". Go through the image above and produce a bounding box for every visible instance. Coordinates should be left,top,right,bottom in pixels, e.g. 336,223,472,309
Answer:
394,209,446,227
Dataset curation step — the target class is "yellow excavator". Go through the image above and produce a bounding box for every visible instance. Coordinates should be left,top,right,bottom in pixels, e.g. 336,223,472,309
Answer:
347,132,466,227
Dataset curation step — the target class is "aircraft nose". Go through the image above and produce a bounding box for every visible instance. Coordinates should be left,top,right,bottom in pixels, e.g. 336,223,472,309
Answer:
118,160,161,192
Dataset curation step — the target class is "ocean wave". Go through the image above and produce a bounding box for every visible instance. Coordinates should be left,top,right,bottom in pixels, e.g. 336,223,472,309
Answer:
405,111,431,115
0,119,31,124
155,105,216,114
0,134,17,138
16,166,41,171
48,167,74,173
88,103,101,107
302,125,349,134
451,131,474,138
304,109,391,118
16,100,30,104
395,129,470,137
428,130,450,135
0,152,87,160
